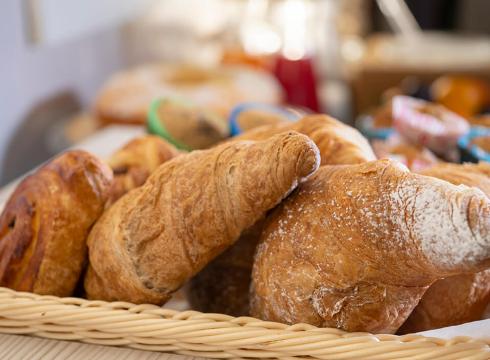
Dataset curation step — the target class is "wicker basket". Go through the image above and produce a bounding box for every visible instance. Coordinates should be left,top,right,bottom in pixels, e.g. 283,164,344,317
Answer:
0,287,489,359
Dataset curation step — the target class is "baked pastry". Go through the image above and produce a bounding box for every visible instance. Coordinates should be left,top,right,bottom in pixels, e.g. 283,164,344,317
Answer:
95,64,283,125
372,135,439,172
85,131,320,304
189,116,375,316
107,135,180,206
398,162,490,333
251,159,490,334
188,220,264,316
233,114,376,165
0,150,113,296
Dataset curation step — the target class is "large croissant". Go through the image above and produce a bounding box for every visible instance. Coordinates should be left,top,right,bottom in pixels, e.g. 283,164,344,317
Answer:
189,115,375,315
251,159,490,334
399,162,490,333
233,114,376,165
85,132,320,304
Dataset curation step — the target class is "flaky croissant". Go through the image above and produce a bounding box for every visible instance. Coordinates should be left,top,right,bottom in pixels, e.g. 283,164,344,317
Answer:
85,131,320,304
106,135,180,206
233,114,376,165
0,150,113,297
251,159,490,334
399,162,490,333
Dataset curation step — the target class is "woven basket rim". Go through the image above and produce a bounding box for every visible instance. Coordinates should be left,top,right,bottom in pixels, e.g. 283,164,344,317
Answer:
0,287,488,359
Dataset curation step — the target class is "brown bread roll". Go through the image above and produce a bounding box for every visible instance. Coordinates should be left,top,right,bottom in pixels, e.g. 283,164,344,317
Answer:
85,131,320,305
251,160,490,334
0,150,113,296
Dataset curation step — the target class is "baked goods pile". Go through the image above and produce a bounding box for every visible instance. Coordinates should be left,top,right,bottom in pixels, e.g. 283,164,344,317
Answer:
1,114,489,335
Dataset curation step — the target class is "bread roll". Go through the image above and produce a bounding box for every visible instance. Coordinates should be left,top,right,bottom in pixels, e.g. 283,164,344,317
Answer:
251,160,490,333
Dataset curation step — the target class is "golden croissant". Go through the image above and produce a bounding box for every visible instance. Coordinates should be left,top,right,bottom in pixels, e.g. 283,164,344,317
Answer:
251,159,490,334
85,131,320,304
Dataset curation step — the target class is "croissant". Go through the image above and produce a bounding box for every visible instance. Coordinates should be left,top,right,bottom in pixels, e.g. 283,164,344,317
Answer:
399,162,490,333
251,159,490,334
189,115,375,315
85,131,320,304
0,150,113,296
233,114,376,165
107,135,180,206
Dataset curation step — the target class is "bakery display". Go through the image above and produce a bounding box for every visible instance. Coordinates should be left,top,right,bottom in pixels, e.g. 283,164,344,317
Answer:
1,86,490,337
398,162,490,333
84,131,320,304
95,64,283,126
0,151,113,297
250,159,490,334
106,135,180,206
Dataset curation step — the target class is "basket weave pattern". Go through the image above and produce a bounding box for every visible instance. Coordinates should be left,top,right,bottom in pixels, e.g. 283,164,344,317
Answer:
0,287,489,359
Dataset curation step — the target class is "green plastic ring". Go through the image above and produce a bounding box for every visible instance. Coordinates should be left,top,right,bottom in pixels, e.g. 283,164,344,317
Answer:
147,98,193,152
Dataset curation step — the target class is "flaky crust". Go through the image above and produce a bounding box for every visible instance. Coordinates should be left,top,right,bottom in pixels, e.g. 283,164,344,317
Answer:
251,160,490,334
85,132,320,304
234,114,376,165
0,150,113,296
399,162,490,333
107,135,180,206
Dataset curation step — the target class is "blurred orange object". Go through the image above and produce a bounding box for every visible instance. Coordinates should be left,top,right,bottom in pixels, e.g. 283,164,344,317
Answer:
221,47,274,71
431,76,490,117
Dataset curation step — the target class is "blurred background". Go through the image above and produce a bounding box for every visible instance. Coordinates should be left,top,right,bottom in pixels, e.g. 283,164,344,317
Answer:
1,0,490,185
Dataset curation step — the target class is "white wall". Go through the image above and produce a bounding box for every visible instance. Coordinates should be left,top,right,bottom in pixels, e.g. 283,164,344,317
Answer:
0,0,125,184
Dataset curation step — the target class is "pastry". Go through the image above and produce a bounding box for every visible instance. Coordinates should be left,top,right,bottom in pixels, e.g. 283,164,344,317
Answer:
85,131,320,304
95,64,283,125
392,95,469,157
372,135,439,172
399,162,490,333
0,151,113,296
189,116,375,316
107,135,180,206
251,159,490,334
234,114,376,165
188,220,264,316
148,98,229,151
